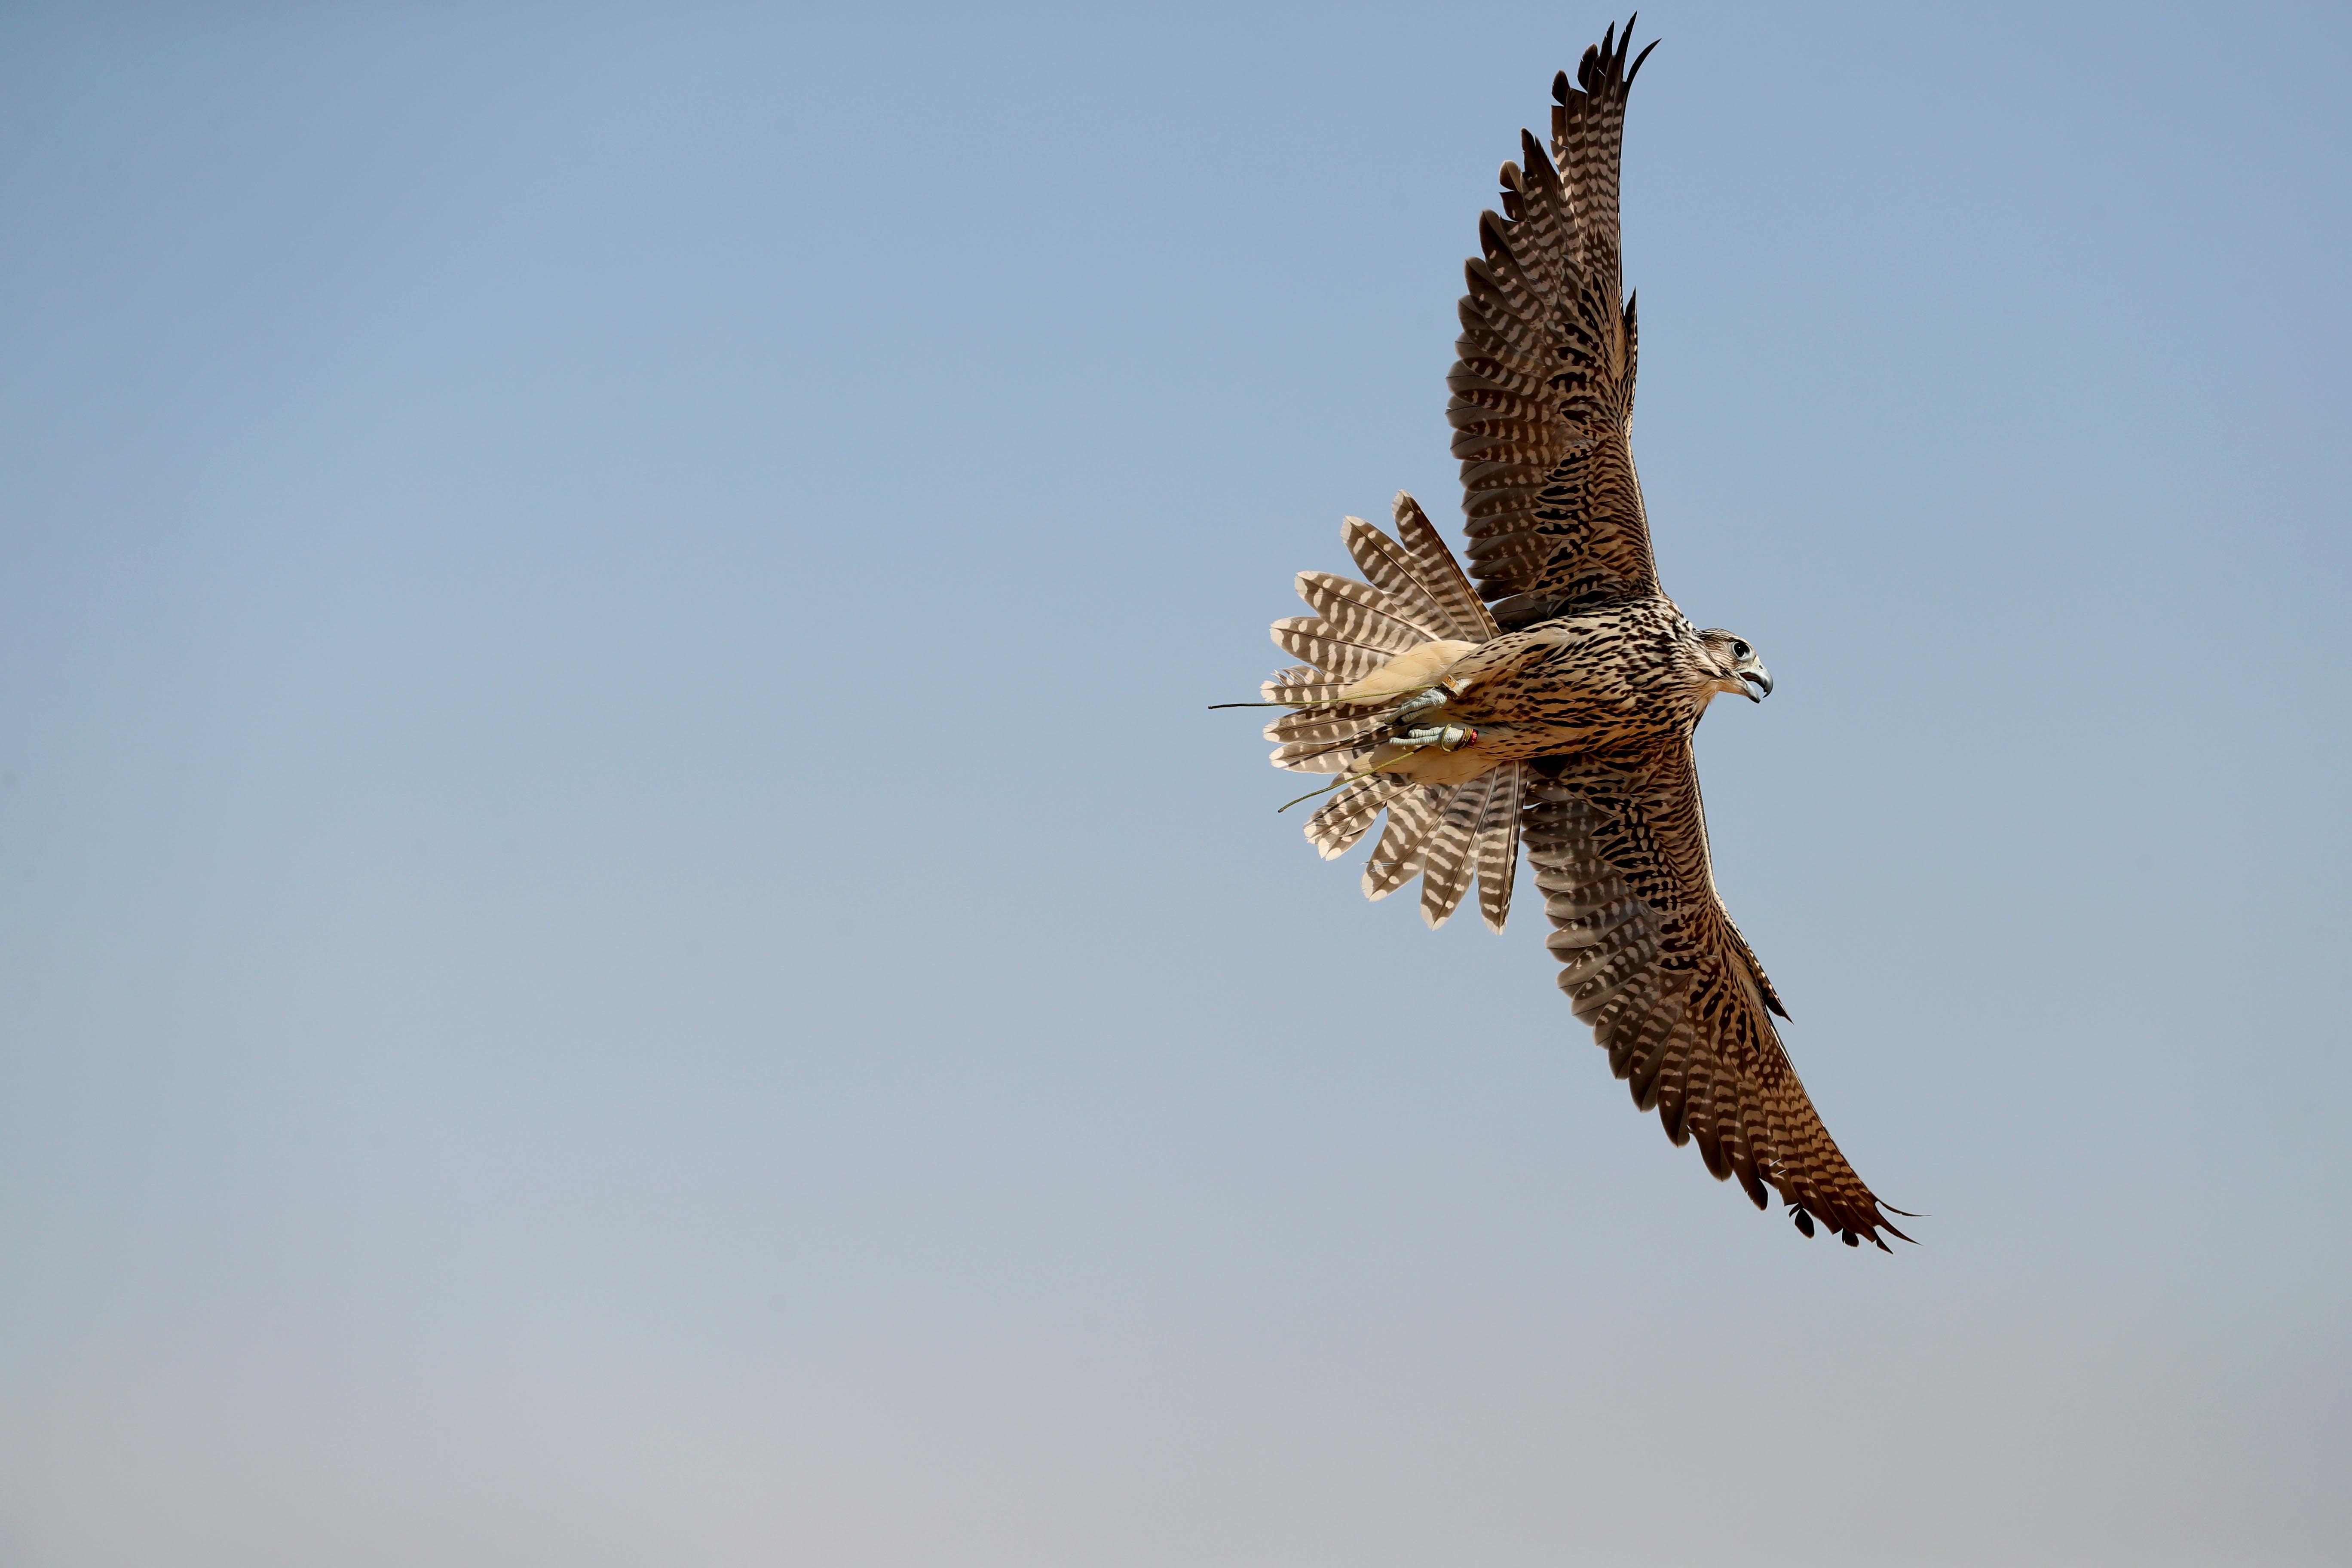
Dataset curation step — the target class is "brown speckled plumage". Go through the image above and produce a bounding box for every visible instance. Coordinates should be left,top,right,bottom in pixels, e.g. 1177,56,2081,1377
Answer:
1243,19,1909,1249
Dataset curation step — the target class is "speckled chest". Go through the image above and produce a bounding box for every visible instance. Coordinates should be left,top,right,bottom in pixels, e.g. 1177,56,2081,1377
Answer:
1453,597,1705,755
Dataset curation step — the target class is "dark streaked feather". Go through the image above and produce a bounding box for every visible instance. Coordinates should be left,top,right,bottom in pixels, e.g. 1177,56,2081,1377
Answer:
1448,23,1659,627
1523,746,1907,1248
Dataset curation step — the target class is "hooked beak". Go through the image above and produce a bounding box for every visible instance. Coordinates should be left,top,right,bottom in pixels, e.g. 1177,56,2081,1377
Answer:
1739,663,1773,702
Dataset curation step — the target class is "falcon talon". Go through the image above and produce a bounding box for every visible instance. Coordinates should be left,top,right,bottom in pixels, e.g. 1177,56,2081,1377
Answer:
1396,724,1477,752
1390,687,1452,726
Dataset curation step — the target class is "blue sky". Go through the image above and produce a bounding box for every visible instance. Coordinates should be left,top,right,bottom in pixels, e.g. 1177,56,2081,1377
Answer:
3,3,2347,1563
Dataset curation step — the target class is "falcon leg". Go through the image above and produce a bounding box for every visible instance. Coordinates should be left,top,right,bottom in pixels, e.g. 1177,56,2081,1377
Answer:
1396,724,1478,753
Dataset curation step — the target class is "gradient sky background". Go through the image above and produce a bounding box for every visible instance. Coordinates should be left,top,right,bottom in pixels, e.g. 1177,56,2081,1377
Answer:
4,3,2348,1564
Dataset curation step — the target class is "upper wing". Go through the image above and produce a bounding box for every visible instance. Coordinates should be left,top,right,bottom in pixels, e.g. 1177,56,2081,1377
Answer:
1525,741,1910,1247
1448,22,1660,630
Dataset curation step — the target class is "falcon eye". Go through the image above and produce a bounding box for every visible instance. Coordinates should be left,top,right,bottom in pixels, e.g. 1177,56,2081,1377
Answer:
1731,640,1750,659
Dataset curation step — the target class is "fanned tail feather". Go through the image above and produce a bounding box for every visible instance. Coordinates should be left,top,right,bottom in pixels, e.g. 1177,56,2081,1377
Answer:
1293,571,1430,652
1306,775,1412,859
1364,785,1444,899
1254,498,1525,931
1264,708,1389,747
1390,494,1498,641
1419,771,1495,928
1271,735,1380,774
1271,619,1389,680
1260,663,1351,705
1474,760,1523,931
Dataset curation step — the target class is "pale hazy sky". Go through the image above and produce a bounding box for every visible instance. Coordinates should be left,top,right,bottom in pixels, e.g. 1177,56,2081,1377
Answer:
3,3,2347,1564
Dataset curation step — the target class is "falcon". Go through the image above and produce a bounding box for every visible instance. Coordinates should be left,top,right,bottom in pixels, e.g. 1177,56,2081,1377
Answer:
1231,20,1910,1249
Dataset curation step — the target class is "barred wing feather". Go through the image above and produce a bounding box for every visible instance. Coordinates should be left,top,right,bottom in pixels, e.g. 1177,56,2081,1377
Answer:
1525,744,1908,1248
1449,22,1660,628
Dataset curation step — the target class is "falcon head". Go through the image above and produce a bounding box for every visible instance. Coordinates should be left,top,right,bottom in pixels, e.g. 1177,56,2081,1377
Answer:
1697,629,1773,704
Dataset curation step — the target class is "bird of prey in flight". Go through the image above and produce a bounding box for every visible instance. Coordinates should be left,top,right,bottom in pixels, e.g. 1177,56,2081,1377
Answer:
1230,20,1909,1249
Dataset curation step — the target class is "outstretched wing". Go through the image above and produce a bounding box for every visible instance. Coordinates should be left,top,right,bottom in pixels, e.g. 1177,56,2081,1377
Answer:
1449,21,1660,631
1524,742,1909,1247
